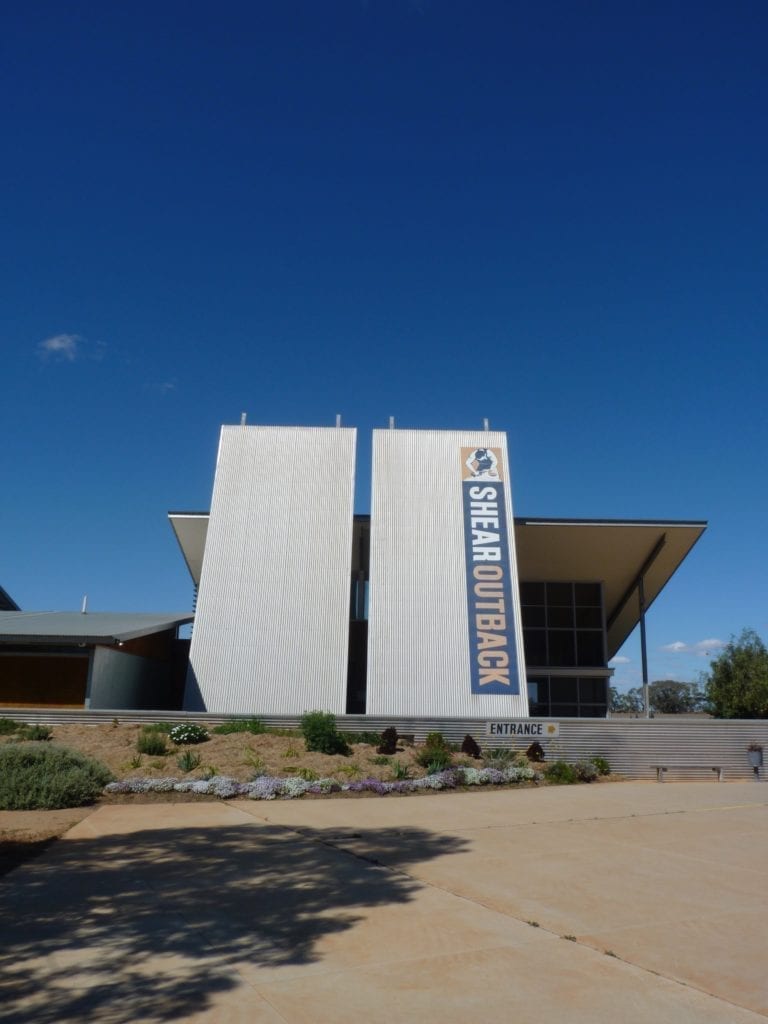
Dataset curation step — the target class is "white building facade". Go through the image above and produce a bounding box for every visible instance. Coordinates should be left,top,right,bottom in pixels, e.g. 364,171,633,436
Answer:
184,425,356,714
366,429,528,717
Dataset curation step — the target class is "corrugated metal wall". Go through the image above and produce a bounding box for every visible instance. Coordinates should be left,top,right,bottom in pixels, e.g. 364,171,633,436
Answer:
5,708,766,781
185,425,356,714
366,429,528,717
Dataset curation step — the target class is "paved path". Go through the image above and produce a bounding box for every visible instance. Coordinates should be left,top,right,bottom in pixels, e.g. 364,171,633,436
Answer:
1,781,766,1023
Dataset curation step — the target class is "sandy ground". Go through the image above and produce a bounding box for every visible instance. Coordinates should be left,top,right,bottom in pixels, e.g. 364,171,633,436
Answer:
1,721,432,783
1,722,515,870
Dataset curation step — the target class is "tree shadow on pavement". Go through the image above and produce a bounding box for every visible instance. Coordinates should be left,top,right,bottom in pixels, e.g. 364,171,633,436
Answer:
0,819,469,1023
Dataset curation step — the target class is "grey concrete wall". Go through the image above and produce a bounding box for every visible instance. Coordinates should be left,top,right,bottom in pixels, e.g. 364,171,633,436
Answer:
89,646,174,710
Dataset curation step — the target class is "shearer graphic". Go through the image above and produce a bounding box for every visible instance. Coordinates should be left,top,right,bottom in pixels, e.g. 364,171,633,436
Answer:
463,447,500,480
460,446,521,695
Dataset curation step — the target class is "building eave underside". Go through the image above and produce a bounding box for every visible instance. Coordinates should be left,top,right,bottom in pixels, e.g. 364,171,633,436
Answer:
168,512,705,661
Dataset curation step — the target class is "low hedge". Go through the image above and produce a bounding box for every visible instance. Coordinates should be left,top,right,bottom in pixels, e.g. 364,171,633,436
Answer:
0,744,113,810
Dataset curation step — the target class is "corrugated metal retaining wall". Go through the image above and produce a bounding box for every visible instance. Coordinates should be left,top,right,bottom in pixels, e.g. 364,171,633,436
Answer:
3,709,766,781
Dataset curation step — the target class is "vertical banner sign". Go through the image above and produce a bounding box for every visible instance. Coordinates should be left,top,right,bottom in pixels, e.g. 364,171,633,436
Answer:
461,447,520,695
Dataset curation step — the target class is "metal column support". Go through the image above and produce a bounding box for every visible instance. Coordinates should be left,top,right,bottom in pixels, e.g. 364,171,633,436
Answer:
638,574,649,718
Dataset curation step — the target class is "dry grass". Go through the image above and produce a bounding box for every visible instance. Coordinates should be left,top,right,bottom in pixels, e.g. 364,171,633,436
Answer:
0,723,433,786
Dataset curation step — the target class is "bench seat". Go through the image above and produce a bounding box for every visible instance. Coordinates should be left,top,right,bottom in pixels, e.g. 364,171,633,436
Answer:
651,764,724,782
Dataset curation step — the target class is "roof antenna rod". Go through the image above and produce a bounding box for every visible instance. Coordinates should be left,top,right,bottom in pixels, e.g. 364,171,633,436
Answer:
81,595,88,615
335,413,342,427
483,417,490,432
389,416,395,430
240,412,247,425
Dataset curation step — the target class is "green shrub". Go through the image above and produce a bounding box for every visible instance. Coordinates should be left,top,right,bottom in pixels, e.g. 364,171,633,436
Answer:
243,750,266,774
213,718,266,735
574,759,598,782
300,711,351,756
483,747,516,768
544,760,578,784
416,732,453,769
590,756,611,776
15,724,52,742
0,717,19,735
137,729,168,756
0,744,112,810
390,759,411,780
143,722,173,733
169,723,209,745
176,750,202,773
344,731,382,746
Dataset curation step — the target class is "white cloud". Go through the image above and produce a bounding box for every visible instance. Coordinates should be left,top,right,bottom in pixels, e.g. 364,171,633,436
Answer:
692,638,724,656
609,655,631,664
660,638,725,657
661,641,688,653
146,378,177,395
38,333,79,361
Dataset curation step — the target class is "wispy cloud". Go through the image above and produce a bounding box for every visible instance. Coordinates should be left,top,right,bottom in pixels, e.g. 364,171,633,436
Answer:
694,638,724,653
661,641,688,652
660,638,724,656
609,655,631,664
146,378,178,395
38,333,79,361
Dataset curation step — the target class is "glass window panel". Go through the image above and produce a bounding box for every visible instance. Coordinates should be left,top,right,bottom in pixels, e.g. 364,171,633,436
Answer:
547,630,575,666
520,582,545,605
528,676,549,701
578,677,607,703
549,676,578,702
548,606,574,628
523,629,547,665
529,701,550,717
550,704,579,717
576,606,602,628
546,582,573,606
576,631,604,666
521,605,545,627
574,583,601,607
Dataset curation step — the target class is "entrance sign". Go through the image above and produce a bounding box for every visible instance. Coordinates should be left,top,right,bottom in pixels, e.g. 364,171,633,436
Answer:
485,721,560,738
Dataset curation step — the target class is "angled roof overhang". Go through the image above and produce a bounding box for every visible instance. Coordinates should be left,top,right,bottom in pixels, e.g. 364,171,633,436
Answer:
0,611,194,646
0,585,20,611
514,519,706,660
168,511,705,663
168,512,209,587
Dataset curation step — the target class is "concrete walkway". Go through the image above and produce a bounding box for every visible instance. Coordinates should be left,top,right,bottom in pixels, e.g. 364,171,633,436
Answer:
1,781,766,1023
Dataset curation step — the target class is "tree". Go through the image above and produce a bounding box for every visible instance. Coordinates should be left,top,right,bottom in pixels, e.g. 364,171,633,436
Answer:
705,629,768,719
647,680,706,714
609,687,644,714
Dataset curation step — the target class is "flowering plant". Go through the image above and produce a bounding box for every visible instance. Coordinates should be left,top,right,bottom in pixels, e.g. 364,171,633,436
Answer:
103,760,541,801
169,724,209,745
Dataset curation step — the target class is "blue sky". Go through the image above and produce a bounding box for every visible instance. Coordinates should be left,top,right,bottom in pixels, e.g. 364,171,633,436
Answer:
2,1,766,690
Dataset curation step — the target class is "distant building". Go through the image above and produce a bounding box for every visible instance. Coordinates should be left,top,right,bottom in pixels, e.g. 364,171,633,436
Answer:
0,611,192,709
